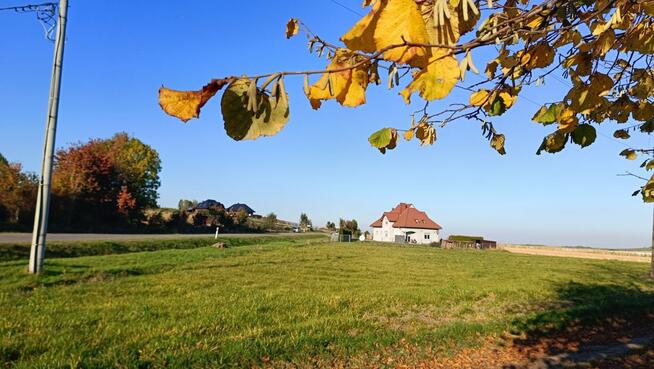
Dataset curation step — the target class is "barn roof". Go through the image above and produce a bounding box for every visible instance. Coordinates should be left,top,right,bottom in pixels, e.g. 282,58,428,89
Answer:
370,203,441,230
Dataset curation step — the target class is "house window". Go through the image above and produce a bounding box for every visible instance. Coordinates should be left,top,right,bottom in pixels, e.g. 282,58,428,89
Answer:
424,234,430,240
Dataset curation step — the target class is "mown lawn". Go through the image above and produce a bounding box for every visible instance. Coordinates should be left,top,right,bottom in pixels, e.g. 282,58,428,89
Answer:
1,237,653,368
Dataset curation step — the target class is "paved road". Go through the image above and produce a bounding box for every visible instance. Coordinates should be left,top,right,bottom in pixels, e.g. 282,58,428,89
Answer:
0,232,304,244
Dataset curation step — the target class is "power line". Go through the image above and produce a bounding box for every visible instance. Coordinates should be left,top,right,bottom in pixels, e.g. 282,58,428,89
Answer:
0,2,57,40
327,0,363,17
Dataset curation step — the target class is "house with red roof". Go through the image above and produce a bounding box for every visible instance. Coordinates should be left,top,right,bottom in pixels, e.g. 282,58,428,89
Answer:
370,203,442,244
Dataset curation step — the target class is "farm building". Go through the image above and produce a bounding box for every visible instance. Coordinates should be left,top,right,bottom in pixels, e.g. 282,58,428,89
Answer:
441,235,497,249
370,203,442,244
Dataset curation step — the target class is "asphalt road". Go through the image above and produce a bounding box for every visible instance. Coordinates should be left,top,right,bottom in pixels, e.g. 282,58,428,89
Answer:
0,232,303,244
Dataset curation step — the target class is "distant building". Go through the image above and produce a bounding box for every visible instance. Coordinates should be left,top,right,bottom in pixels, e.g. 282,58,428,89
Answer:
370,203,442,244
227,203,255,215
194,199,225,211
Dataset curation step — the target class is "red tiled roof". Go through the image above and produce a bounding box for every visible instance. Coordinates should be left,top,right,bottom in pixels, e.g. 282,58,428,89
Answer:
370,203,441,230
370,203,412,227
392,207,442,230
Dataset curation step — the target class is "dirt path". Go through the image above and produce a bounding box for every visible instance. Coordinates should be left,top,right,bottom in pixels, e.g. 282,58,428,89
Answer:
500,245,651,263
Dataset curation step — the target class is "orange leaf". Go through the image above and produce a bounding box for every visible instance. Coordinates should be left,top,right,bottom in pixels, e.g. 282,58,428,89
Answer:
159,78,232,122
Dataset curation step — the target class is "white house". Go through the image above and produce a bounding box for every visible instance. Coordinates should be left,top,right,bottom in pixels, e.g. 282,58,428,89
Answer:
370,203,442,244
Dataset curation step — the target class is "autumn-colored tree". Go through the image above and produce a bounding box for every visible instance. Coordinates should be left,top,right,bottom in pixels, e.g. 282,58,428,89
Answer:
51,133,161,230
0,153,37,228
160,0,654,201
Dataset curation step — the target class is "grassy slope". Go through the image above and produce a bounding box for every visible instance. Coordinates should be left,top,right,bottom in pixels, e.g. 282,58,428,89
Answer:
1,239,653,368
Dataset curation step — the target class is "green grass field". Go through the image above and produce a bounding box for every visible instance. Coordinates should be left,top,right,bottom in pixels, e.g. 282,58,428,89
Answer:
1,236,653,368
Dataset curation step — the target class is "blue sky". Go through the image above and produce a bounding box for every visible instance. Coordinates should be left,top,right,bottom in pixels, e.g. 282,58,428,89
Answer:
1,0,651,248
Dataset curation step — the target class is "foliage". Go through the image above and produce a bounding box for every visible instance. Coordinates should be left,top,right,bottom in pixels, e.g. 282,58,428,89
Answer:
1,239,652,367
234,209,250,225
339,218,360,237
299,212,312,231
263,212,278,230
177,199,198,211
0,154,37,229
159,0,654,201
326,221,337,231
51,133,161,230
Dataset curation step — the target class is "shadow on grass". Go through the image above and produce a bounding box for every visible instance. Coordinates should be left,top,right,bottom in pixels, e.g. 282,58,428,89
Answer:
506,281,654,368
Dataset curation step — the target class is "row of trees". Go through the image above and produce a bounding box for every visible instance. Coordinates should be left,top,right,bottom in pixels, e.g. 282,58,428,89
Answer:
325,219,361,237
0,154,37,230
0,133,161,232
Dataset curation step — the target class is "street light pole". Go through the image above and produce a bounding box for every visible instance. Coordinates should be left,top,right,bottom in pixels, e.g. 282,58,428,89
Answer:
29,0,69,274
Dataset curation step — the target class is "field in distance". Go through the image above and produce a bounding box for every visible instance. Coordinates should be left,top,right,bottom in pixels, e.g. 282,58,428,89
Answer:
1,235,653,368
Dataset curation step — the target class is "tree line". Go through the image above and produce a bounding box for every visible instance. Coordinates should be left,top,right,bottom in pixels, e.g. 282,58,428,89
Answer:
0,133,161,232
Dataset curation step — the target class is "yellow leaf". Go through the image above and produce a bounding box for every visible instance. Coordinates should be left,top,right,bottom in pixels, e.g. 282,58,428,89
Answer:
404,129,414,141
469,89,489,106
341,0,430,66
307,50,369,109
418,0,479,47
400,51,458,104
285,18,300,39
490,133,506,155
499,91,517,108
521,42,555,70
159,78,232,122
221,79,290,141
557,107,578,133
633,101,654,122
594,29,615,57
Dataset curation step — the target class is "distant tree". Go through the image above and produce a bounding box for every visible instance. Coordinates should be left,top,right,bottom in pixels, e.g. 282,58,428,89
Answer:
51,133,161,229
325,221,336,231
234,209,249,225
299,213,312,232
263,212,277,230
339,218,360,237
0,155,37,226
178,199,198,211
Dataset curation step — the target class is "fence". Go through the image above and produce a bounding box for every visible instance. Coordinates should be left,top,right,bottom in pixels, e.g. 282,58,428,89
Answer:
330,233,354,242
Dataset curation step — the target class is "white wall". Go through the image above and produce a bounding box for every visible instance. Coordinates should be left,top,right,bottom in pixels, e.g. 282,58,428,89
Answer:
372,216,440,244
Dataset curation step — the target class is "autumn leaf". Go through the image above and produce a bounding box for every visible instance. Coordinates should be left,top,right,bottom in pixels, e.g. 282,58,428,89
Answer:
159,78,232,122
619,149,637,160
490,133,506,155
537,131,567,155
571,124,596,148
470,90,489,106
532,103,563,125
415,122,436,145
404,129,414,141
400,50,459,103
520,42,555,70
341,0,430,66
307,49,369,109
613,129,630,139
369,127,399,153
221,78,290,141
286,18,300,39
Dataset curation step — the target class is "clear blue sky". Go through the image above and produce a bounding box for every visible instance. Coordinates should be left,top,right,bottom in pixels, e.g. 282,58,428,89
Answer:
1,0,651,248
